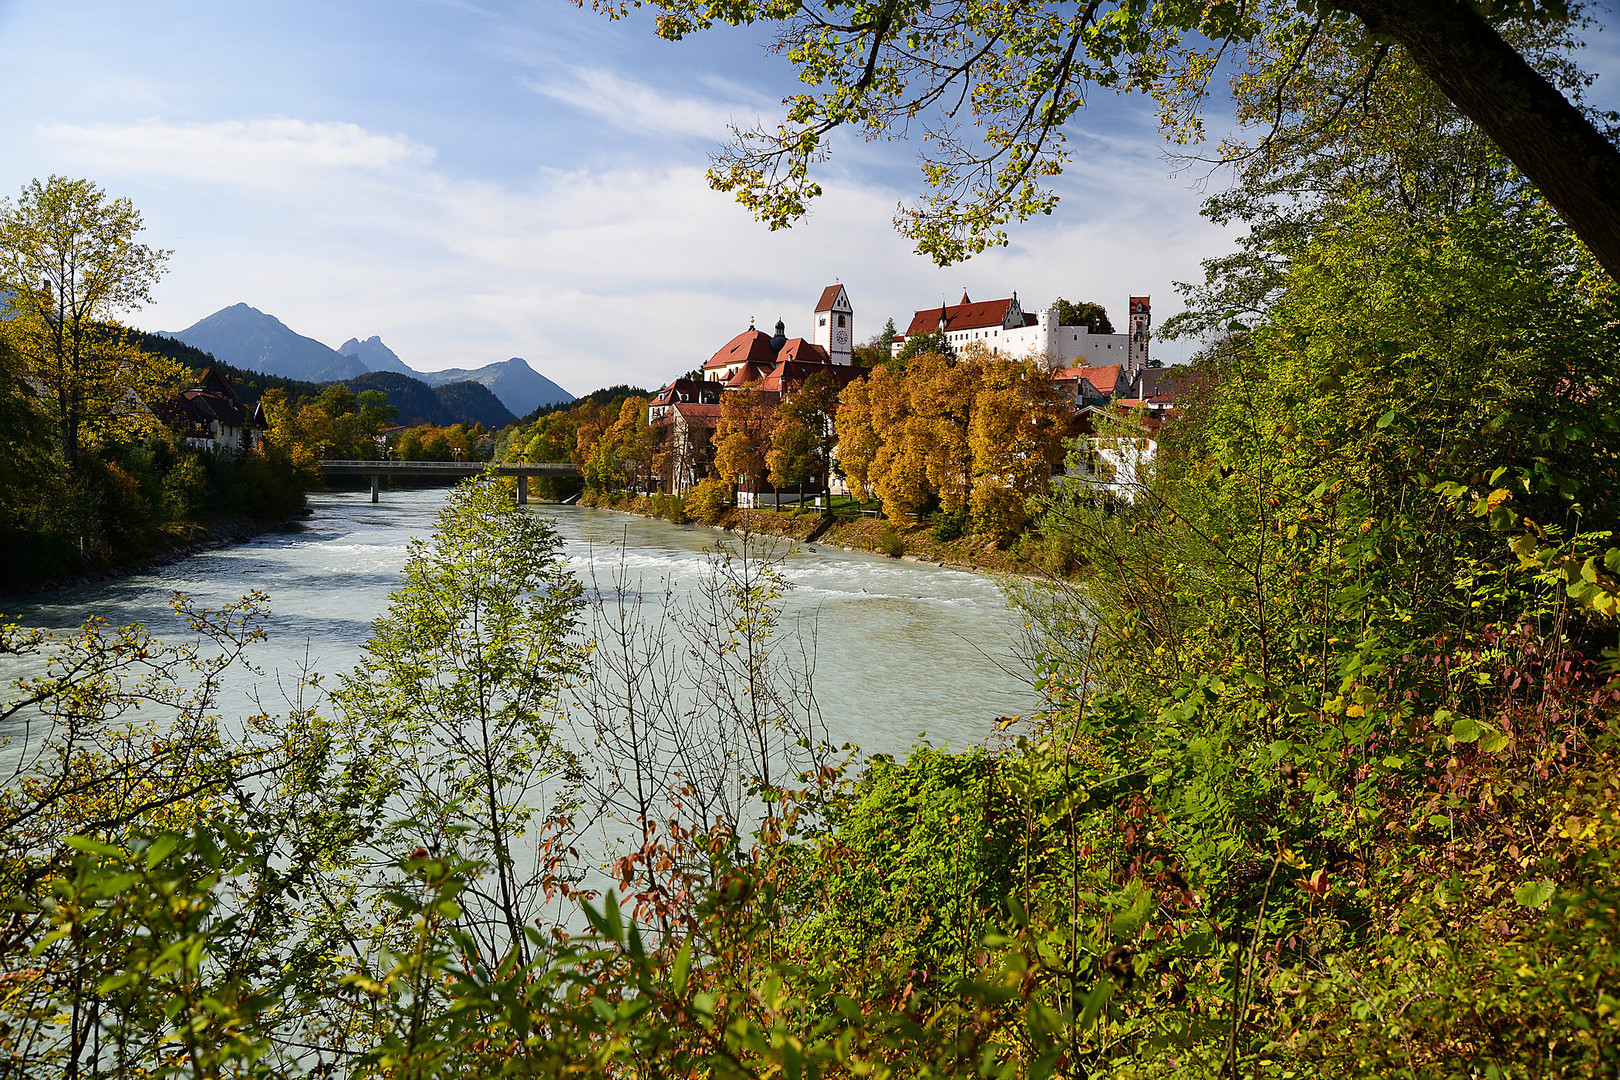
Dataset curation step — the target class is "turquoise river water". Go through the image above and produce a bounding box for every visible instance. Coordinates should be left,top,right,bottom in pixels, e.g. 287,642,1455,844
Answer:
5,488,1037,758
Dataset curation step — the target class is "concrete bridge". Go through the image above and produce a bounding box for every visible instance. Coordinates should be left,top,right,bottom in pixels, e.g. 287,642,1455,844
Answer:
318,459,581,503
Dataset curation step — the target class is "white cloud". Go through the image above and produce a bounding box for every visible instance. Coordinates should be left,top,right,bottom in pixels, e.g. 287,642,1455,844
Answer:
523,66,760,140
39,118,434,187
51,109,1227,392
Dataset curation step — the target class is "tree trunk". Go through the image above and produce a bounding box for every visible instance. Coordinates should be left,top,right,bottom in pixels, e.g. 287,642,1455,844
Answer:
1334,0,1620,281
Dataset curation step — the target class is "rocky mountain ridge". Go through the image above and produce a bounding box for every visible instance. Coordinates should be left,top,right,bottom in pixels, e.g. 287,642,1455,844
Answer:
166,304,574,416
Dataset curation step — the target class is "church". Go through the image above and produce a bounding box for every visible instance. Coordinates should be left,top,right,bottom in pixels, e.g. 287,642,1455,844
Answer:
649,284,861,498
700,283,856,383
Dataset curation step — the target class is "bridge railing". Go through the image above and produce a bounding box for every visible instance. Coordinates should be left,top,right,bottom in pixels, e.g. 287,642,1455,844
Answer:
317,460,580,473
315,459,582,504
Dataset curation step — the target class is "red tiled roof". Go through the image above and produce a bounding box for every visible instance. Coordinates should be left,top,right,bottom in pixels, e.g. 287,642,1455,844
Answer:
814,285,846,312
776,338,829,365
703,328,779,370
900,297,1020,337
197,364,243,404
1054,363,1127,394
757,362,812,394
653,378,721,406
725,360,772,386
163,364,254,430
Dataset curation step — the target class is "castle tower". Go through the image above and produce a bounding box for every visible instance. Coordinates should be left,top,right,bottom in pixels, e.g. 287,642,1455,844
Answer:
813,284,854,364
1128,296,1151,372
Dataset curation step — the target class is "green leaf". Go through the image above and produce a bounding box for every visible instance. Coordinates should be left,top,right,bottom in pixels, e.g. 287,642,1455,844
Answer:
602,891,624,943
1079,981,1112,1030
1376,410,1396,429
63,835,124,858
1451,716,1485,743
143,834,180,869
1513,880,1555,908
671,940,692,997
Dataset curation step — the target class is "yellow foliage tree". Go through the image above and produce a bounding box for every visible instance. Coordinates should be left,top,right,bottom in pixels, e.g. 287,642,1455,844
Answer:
968,356,1069,543
0,177,178,470
712,387,777,495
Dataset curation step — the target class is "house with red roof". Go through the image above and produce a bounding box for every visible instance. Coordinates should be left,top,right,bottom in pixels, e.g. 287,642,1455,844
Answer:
159,365,264,453
1064,402,1170,504
892,292,1152,372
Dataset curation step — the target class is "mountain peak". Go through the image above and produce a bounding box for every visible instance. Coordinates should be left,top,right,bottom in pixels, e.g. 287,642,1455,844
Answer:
168,304,363,383
420,356,571,415
338,334,413,375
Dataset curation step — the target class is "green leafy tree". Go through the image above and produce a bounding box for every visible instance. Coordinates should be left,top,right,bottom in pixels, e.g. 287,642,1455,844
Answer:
0,337,69,579
334,476,586,964
1164,12,1588,342
599,0,1620,276
1052,298,1113,334
769,371,840,503
0,176,177,471
766,417,815,503
894,329,955,364
712,386,777,496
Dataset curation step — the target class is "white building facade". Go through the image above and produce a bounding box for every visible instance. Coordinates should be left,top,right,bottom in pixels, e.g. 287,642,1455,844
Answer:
893,293,1150,374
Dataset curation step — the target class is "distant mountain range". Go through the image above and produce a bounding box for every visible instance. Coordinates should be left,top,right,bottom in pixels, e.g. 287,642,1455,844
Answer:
163,304,574,417
131,328,516,431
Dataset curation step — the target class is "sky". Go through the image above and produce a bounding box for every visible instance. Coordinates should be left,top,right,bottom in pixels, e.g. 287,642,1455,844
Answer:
1,1,1617,394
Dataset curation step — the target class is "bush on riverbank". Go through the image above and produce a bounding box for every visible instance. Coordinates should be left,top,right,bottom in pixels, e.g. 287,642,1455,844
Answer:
0,433,306,593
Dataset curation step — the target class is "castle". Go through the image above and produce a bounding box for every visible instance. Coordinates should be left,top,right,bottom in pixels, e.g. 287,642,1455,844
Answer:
891,292,1151,373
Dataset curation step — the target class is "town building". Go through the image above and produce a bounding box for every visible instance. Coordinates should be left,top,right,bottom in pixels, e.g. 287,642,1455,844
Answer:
161,365,263,452
891,292,1151,373
1065,404,1167,504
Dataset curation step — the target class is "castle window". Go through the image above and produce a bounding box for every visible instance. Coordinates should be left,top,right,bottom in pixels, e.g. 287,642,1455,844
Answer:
837,314,845,327
819,317,826,326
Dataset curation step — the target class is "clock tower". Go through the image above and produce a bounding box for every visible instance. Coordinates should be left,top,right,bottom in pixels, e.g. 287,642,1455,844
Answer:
1128,296,1151,372
813,284,854,365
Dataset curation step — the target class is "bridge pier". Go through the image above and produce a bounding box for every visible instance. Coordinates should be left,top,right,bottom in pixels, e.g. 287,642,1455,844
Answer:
516,474,528,505
370,474,380,503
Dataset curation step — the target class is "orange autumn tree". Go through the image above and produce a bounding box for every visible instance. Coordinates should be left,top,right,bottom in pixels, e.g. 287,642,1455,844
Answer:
909,348,981,515
837,343,1069,532
712,386,777,497
968,355,1070,543
834,348,980,521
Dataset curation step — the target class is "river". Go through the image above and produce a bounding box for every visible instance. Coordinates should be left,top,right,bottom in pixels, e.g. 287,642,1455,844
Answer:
6,489,1037,759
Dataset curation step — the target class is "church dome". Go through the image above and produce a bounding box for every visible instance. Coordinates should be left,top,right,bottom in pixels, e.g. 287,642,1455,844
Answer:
771,319,787,352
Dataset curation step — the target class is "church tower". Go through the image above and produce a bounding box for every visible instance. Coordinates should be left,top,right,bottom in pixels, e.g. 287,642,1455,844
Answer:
1128,296,1151,372
813,284,854,365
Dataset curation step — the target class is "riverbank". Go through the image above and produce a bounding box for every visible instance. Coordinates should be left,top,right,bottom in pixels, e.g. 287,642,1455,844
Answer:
4,512,309,598
578,493,1069,578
